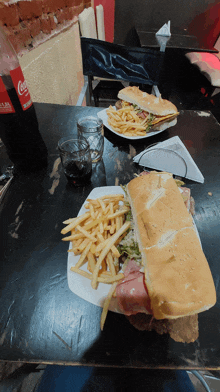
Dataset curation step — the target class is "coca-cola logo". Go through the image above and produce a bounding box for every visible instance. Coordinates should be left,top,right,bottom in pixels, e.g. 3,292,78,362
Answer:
18,80,28,96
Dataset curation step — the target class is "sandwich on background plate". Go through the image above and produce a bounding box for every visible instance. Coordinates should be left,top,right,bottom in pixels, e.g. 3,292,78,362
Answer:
116,86,179,132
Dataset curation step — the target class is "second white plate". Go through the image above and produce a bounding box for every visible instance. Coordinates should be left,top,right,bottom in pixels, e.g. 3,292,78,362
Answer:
97,107,177,140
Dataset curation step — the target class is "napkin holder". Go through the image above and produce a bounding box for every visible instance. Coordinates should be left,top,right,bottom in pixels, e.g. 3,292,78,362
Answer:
155,21,171,51
136,143,188,178
156,21,171,37
133,136,205,183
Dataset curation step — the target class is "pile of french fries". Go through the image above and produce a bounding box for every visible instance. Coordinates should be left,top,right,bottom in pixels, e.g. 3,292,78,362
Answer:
107,105,149,137
61,194,130,329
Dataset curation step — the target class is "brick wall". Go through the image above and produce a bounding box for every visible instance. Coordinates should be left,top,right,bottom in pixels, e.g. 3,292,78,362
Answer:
0,0,91,54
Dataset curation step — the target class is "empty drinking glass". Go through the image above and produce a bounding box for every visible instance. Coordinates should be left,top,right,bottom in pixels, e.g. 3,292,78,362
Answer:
77,116,104,163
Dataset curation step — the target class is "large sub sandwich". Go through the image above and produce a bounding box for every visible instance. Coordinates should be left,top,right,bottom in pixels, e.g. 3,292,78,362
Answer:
116,172,216,342
116,86,179,131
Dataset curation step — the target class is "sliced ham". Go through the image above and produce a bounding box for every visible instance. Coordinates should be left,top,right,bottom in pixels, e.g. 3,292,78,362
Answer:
116,259,152,316
137,111,147,119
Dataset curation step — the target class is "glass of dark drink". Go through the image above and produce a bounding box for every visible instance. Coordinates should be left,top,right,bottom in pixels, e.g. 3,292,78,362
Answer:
58,137,92,186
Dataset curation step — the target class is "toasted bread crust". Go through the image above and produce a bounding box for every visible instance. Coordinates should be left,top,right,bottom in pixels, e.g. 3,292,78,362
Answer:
127,172,216,319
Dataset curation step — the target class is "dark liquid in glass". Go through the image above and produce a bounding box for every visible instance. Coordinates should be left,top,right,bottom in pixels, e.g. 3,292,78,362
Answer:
64,161,92,186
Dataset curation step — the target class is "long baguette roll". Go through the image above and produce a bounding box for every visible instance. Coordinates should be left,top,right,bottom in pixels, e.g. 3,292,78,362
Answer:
127,172,216,320
118,86,178,116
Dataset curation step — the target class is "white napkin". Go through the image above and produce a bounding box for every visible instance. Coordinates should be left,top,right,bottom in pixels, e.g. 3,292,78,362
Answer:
96,5,105,41
156,21,171,37
78,7,97,39
133,136,204,183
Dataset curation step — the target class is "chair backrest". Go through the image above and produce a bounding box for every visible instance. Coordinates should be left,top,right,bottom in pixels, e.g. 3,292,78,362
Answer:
96,5,105,41
78,7,97,39
80,37,164,86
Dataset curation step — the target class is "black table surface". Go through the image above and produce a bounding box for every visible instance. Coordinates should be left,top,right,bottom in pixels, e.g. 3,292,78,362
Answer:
135,28,218,53
0,103,220,370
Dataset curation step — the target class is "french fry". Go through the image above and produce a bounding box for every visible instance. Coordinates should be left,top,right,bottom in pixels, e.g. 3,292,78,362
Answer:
91,221,130,289
106,252,116,276
100,258,107,273
116,217,121,232
114,256,120,273
76,225,97,242
107,208,129,219
98,198,106,212
109,202,115,234
61,212,90,234
71,266,124,283
89,203,95,219
69,248,81,255
110,245,121,258
62,232,84,241
77,237,91,252
99,221,104,234
100,282,118,330
63,217,76,224
69,238,84,254
90,243,97,254
75,241,92,269
95,237,120,257
87,251,96,273
99,194,124,201
83,217,103,231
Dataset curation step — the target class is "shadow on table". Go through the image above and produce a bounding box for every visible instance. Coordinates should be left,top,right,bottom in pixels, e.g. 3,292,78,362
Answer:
80,305,220,369
80,311,180,368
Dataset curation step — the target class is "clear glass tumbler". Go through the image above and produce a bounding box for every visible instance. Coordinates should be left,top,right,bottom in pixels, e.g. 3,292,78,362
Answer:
77,116,104,163
58,136,92,186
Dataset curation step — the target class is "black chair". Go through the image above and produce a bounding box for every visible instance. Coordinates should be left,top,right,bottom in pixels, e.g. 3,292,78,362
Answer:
77,37,165,106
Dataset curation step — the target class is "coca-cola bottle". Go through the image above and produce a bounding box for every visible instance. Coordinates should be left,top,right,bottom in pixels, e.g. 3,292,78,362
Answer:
0,26,47,173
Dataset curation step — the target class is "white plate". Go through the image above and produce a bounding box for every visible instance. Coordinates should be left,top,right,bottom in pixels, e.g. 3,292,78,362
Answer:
67,186,201,311
97,107,177,140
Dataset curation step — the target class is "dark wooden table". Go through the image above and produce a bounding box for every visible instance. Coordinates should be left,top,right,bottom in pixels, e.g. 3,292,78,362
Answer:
0,103,220,370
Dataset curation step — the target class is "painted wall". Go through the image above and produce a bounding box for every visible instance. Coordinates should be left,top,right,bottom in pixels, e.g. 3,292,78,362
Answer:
19,21,84,106
94,0,115,42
